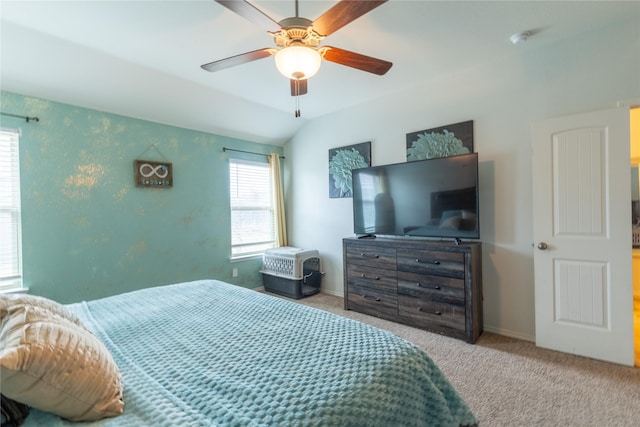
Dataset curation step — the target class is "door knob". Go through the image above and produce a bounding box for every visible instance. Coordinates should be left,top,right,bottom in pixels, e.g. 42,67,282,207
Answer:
537,242,548,250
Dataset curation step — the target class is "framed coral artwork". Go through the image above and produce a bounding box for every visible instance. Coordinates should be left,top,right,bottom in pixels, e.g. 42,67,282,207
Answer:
406,120,474,161
328,142,371,198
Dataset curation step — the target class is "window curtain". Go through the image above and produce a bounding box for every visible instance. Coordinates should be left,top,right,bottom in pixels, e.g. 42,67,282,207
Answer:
269,153,288,247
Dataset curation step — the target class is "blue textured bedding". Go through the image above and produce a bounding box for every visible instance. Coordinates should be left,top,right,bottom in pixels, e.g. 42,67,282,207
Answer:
24,280,476,426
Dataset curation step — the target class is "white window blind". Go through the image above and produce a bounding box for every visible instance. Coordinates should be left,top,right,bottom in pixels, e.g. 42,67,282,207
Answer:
0,129,22,290
229,159,275,258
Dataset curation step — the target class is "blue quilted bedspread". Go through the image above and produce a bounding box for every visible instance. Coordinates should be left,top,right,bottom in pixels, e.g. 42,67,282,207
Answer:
24,280,477,426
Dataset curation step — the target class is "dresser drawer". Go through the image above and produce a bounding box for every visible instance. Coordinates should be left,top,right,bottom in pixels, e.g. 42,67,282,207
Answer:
345,242,396,269
343,237,482,343
398,294,465,332
397,271,464,305
347,283,398,319
397,248,464,278
346,263,397,293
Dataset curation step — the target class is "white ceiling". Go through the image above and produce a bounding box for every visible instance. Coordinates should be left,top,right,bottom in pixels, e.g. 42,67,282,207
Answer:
1,0,637,144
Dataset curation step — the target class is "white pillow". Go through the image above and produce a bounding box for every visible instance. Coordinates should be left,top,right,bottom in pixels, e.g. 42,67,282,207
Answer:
0,303,124,421
0,293,83,326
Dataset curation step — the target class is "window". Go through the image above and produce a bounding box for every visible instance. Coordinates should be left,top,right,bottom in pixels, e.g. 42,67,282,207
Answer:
0,129,22,290
229,158,275,259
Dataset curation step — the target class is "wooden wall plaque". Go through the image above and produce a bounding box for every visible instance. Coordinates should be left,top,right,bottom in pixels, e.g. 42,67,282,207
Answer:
134,160,173,188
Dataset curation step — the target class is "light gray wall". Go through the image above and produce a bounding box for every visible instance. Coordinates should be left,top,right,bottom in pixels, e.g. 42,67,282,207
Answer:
284,17,640,341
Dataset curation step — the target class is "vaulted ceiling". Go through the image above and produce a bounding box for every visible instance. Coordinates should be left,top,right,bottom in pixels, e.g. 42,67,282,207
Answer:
1,1,636,144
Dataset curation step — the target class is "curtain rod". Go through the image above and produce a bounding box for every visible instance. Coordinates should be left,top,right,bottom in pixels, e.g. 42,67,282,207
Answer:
1,112,40,123
223,147,284,159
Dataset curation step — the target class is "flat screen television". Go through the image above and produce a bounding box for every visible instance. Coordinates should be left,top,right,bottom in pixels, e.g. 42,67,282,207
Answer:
352,153,479,240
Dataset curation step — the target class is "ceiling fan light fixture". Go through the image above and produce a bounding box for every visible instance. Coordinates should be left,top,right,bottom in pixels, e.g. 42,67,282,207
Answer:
275,45,322,80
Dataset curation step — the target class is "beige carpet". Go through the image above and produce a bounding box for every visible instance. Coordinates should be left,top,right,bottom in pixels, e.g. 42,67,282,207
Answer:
278,291,640,427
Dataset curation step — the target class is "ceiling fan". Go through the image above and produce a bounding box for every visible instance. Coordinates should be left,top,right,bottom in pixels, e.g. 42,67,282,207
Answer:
201,0,393,117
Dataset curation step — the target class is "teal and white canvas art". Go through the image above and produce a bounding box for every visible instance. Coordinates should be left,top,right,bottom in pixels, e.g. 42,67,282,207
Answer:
406,120,474,161
328,142,371,198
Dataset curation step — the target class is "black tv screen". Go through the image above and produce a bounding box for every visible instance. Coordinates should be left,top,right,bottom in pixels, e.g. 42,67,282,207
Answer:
352,153,479,240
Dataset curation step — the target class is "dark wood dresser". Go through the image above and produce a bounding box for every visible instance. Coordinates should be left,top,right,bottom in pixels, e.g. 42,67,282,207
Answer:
343,237,483,343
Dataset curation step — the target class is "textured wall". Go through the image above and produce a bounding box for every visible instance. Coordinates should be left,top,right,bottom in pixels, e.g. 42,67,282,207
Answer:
1,91,283,303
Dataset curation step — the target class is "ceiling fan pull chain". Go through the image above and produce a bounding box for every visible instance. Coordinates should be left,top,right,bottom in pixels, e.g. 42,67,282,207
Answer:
295,94,301,118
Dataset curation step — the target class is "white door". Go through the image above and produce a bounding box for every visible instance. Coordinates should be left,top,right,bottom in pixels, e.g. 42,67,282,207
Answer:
532,107,633,366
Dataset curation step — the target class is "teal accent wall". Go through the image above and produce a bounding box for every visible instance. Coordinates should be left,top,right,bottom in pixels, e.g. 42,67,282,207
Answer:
1,91,283,303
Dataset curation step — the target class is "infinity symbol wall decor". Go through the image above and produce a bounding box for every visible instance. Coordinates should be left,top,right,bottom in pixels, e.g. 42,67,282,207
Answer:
134,160,173,188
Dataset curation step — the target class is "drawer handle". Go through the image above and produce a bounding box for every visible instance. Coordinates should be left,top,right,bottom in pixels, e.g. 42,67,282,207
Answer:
361,274,380,280
416,283,441,290
362,294,381,302
416,258,440,265
418,307,442,315
361,253,380,259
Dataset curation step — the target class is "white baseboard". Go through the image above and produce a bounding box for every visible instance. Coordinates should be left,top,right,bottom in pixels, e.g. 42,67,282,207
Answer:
319,288,343,298
483,325,535,342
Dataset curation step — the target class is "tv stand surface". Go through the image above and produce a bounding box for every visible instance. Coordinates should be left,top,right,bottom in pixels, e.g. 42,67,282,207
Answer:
342,237,483,343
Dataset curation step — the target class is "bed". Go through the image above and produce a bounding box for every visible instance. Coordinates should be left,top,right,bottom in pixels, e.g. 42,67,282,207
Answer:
1,279,477,426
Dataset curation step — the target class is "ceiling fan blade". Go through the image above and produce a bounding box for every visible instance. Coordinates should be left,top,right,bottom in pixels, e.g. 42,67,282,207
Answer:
201,48,275,72
322,46,392,75
290,79,308,96
215,0,281,33
312,0,387,36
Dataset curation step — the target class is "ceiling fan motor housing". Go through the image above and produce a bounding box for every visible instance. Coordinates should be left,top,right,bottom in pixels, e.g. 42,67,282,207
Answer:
273,17,323,48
